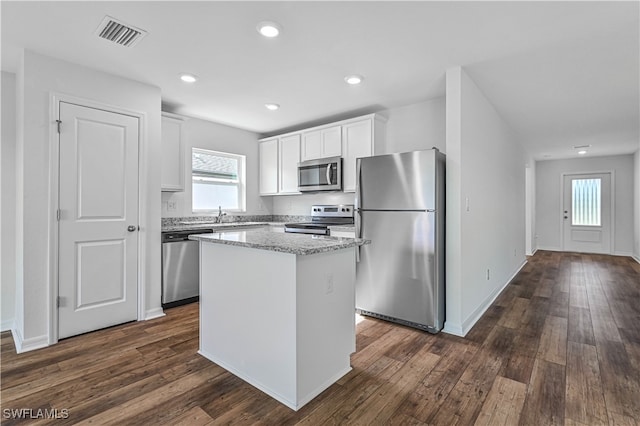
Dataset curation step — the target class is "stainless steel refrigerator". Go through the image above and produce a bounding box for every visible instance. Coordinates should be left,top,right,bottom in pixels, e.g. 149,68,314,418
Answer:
355,148,445,333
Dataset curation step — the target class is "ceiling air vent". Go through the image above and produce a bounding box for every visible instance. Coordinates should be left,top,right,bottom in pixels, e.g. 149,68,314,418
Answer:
95,16,147,47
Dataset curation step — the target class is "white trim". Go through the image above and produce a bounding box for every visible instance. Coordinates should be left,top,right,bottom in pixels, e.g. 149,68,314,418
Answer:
49,92,147,346
461,260,528,335
144,307,166,321
633,255,640,264
11,327,48,354
1,319,15,332
536,245,562,252
560,170,614,255
444,260,528,337
442,321,464,337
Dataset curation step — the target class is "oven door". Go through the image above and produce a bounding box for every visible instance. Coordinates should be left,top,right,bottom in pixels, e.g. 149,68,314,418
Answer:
298,157,342,192
284,223,330,235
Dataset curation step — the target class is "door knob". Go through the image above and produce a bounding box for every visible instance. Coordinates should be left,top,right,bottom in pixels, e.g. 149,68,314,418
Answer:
128,225,137,232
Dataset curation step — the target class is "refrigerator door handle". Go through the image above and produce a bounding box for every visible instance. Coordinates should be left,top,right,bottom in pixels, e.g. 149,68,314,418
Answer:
355,210,362,262
355,159,362,210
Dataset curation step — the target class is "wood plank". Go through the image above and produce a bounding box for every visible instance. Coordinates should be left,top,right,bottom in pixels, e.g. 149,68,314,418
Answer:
1,252,638,425
564,341,608,425
343,345,440,424
498,297,530,329
519,358,566,425
474,375,527,426
567,306,595,345
537,316,568,366
596,340,640,420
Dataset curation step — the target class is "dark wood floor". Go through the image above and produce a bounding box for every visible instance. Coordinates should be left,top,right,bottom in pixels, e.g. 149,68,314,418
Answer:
1,251,639,425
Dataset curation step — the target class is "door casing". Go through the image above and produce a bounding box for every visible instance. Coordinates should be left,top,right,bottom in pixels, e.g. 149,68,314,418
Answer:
560,170,615,254
48,93,147,345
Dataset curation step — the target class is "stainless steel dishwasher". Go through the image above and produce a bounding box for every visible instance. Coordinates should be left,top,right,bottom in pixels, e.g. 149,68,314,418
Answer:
161,228,213,308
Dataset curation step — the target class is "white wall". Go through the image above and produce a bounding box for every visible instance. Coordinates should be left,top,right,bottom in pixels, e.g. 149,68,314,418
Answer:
445,67,528,336
634,149,640,262
1,72,17,331
525,159,537,255
270,98,446,215
161,116,272,218
536,155,635,255
379,97,446,155
14,50,162,352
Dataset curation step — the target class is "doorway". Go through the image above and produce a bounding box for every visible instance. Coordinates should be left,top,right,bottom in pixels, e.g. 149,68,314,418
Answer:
562,172,612,254
57,101,140,339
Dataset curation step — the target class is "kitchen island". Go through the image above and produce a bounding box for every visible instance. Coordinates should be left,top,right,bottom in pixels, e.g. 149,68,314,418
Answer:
189,230,368,411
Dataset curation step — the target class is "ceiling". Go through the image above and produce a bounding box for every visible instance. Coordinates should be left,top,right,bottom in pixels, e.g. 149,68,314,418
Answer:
2,1,638,160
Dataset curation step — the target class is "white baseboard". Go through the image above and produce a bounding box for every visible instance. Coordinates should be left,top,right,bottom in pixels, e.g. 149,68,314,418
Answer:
11,327,49,354
442,322,464,337
1,319,14,332
145,307,166,321
447,260,528,338
536,245,562,252
633,254,640,264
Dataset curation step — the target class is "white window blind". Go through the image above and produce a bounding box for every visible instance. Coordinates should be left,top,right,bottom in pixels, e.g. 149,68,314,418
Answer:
571,178,601,226
192,148,246,212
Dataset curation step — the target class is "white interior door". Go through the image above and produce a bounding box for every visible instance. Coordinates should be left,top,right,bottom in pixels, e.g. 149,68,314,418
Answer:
562,173,611,254
58,102,139,339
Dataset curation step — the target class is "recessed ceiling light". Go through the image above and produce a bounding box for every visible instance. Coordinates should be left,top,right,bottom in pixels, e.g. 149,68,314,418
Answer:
344,75,364,85
265,103,280,111
180,73,197,83
257,21,281,38
578,150,587,155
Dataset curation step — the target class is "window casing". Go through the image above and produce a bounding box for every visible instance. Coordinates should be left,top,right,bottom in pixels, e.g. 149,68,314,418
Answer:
192,148,246,213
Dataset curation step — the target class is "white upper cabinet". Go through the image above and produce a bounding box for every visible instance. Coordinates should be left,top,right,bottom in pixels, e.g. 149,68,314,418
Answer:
342,119,373,193
341,115,386,192
259,138,279,195
278,134,301,194
161,113,185,192
259,113,385,195
301,125,342,161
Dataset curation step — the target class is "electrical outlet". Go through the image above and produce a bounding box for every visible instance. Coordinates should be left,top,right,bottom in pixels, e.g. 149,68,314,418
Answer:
486,268,490,280
326,273,334,294
167,201,177,211
465,197,470,212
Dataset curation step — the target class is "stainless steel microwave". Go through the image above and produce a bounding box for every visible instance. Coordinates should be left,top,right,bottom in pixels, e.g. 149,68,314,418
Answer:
297,156,343,192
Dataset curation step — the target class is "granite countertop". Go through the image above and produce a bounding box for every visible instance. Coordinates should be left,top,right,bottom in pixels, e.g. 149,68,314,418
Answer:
162,221,280,232
189,229,369,256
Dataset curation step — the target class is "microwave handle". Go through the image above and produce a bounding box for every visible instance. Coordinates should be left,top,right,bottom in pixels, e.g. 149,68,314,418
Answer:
326,163,332,184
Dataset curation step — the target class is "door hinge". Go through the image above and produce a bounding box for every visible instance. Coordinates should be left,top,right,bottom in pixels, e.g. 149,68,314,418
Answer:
57,296,65,308
56,209,60,221
56,120,62,134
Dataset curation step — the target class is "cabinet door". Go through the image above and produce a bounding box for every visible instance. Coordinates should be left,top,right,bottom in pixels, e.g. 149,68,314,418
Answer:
278,134,301,194
259,139,278,195
161,115,185,191
301,130,322,161
321,126,342,158
342,119,373,192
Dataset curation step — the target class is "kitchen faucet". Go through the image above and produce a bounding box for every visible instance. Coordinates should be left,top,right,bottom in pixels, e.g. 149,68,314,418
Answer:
215,206,227,223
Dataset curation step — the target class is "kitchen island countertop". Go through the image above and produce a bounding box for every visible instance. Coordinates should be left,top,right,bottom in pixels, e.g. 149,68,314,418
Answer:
189,229,367,256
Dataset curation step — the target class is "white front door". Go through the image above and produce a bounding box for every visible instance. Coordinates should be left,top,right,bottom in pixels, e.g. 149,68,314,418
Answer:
562,173,611,254
58,102,139,339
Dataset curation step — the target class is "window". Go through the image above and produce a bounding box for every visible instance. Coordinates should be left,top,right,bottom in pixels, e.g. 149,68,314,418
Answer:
572,178,601,226
192,148,246,212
